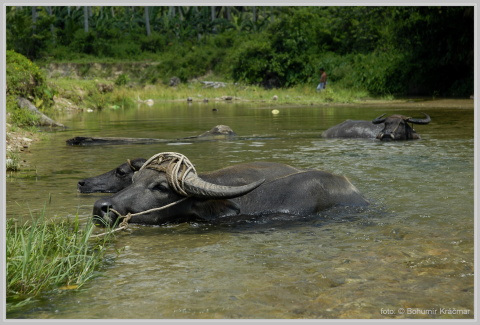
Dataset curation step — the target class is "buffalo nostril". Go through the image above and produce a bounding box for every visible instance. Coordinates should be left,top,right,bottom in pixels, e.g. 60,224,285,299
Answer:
78,181,85,187
93,200,116,227
101,202,114,214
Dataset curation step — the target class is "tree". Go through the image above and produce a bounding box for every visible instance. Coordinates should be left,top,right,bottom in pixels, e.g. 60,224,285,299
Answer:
46,6,55,44
83,6,89,32
144,6,151,36
387,6,474,95
31,6,37,32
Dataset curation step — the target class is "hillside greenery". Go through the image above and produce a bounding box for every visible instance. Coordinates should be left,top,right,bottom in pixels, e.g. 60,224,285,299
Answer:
6,6,474,97
6,50,57,126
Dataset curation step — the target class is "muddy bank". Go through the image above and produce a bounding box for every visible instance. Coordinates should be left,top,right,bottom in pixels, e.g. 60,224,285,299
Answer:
5,123,41,171
5,124,38,153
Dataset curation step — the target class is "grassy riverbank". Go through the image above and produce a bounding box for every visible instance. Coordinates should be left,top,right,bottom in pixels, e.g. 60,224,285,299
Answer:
49,76,474,115
49,76,375,111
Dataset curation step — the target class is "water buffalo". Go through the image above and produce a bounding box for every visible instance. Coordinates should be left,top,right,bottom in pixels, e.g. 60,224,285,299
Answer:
78,158,146,193
92,152,368,227
181,124,237,140
322,113,431,140
67,125,237,145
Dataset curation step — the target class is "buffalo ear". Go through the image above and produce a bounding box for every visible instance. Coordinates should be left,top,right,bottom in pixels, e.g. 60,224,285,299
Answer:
131,158,147,171
191,199,240,221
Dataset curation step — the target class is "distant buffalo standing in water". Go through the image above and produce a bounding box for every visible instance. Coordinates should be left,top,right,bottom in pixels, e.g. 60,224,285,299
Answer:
321,113,431,141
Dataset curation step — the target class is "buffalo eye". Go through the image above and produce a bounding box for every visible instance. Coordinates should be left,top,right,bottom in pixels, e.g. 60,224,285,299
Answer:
150,181,168,192
115,168,127,178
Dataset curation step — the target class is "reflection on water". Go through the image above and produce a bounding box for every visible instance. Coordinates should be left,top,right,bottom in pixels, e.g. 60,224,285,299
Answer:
6,102,474,319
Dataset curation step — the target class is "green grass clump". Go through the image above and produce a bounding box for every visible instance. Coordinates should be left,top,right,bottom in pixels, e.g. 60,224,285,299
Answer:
6,211,116,309
6,151,21,171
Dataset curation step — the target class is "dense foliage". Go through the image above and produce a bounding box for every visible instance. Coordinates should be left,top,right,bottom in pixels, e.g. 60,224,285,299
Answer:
6,6,474,96
6,50,57,125
6,50,52,103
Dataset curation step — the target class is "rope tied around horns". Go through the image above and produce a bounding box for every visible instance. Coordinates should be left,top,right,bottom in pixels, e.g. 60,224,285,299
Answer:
90,152,195,238
141,152,197,197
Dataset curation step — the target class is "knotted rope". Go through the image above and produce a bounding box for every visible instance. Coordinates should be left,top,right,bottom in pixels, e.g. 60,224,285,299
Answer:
90,152,195,238
138,152,197,196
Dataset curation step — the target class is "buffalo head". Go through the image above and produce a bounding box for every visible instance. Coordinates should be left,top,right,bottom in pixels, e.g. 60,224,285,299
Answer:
197,125,237,138
372,113,431,140
78,158,146,193
92,152,264,227
181,125,237,140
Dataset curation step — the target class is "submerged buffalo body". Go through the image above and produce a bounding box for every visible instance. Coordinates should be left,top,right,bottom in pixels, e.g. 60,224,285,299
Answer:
92,152,368,227
322,113,431,140
67,125,236,146
321,120,383,139
78,158,146,193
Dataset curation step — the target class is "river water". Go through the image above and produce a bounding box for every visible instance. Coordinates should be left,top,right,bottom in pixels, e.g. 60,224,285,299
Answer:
6,100,474,319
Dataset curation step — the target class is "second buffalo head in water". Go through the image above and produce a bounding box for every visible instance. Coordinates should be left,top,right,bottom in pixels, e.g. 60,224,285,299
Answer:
77,158,146,193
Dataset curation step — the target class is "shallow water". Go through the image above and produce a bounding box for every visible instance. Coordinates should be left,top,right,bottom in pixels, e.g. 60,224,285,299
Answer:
6,101,474,319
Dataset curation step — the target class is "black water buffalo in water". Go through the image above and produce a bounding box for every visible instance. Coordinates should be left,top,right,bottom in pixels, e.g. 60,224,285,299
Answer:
67,125,236,146
322,113,431,140
92,152,368,227
78,158,147,193
181,124,237,140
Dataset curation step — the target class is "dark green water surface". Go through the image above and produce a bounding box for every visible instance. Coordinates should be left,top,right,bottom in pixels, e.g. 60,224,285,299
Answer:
6,101,474,319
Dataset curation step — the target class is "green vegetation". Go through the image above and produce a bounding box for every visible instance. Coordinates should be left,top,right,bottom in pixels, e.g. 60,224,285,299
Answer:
48,76,372,111
6,151,21,172
6,211,117,310
6,50,56,126
6,6,474,97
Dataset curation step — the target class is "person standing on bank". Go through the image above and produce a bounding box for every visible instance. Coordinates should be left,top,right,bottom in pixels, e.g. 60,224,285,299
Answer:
317,68,327,92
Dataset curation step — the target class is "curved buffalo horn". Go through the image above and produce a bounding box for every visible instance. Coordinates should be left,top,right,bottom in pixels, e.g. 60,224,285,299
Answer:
407,113,431,125
182,173,265,199
372,114,387,124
